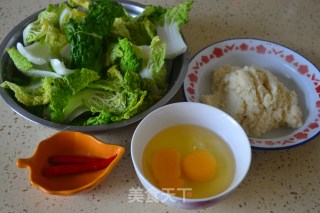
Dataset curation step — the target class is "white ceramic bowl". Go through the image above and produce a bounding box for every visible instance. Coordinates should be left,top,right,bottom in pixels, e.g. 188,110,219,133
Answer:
183,39,320,150
131,102,251,209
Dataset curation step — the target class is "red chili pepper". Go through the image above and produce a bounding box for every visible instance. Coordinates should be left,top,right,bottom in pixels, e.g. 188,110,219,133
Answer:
49,155,105,164
43,154,117,177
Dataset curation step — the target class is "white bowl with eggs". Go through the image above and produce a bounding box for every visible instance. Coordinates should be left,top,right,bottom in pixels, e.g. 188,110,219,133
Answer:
131,102,251,209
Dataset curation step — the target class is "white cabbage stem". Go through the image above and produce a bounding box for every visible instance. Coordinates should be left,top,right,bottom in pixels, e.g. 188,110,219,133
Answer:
50,59,74,75
16,42,50,65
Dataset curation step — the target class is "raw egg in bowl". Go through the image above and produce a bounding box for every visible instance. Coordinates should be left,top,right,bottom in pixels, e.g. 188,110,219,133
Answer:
16,131,125,195
131,102,251,209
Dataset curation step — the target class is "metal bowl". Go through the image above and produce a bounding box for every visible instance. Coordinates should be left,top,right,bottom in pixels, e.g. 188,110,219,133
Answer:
0,0,188,132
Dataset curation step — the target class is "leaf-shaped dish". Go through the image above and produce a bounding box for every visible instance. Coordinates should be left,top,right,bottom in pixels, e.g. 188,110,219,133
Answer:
16,131,125,195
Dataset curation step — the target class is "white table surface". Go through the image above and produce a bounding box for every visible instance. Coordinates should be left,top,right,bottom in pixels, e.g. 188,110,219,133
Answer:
0,0,319,212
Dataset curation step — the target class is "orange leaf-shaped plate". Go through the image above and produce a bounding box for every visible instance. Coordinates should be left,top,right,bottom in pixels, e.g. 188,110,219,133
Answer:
16,131,125,195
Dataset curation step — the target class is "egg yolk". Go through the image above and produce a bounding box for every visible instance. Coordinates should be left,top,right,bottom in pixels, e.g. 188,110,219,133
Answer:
151,148,184,189
182,150,217,182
